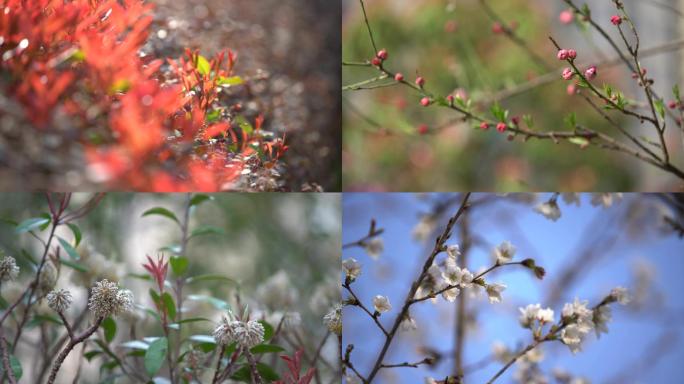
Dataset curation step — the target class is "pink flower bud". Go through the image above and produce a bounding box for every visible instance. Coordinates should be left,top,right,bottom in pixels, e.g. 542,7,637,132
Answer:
496,122,507,133
511,116,520,125
669,101,678,109
567,49,577,59
376,49,388,60
394,73,404,82
567,84,577,95
492,22,504,34
446,95,454,104
480,122,490,130
557,50,569,60
420,97,430,107
610,15,622,26
415,76,425,87
559,9,574,24
417,124,429,135
371,57,381,66
562,68,574,80
584,65,597,80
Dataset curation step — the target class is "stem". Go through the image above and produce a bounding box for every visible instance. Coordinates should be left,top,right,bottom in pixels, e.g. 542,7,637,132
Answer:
47,317,104,384
244,350,263,384
364,193,471,383
212,346,226,384
0,328,16,384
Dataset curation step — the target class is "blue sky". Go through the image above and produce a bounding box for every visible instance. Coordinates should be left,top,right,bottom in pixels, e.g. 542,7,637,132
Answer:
342,193,684,384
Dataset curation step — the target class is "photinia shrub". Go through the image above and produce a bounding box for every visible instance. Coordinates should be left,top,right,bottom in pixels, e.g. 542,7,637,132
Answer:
0,0,288,191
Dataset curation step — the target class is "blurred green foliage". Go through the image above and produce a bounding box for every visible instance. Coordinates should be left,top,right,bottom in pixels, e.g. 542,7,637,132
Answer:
343,0,635,191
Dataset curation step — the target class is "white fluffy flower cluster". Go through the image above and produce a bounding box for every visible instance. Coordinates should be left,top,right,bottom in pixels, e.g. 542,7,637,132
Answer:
87,279,134,318
212,316,265,348
518,303,555,328
323,304,343,335
559,298,595,353
342,258,361,281
47,288,73,313
0,255,20,282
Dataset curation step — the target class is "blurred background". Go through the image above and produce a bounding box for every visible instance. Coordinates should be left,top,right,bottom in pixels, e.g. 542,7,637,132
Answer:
343,193,684,383
342,0,684,191
0,193,340,383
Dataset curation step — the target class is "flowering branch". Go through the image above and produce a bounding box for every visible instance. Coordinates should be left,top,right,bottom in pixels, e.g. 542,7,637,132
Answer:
46,317,104,384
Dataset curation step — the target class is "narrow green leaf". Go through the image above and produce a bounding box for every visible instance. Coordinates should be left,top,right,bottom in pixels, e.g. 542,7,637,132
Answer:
195,55,211,76
256,363,280,381
189,335,215,344
144,337,168,377
654,99,665,119
235,115,254,135
186,295,230,310
217,76,244,86
59,258,89,272
189,225,224,239
120,340,149,350
161,292,177,320
141,207,180,225
186,274,235,285
57,236,80,260
66,223,82,247
102,317,117,343
190,194,213,207
15,217,50,233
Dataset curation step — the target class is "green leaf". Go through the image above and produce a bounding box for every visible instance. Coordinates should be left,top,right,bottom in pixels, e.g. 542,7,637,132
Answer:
186,274,235,284
259,321,274,342
102,317,117,343
66,223,82,247
109,78,131,94
141,207,180,225
190,194,214,207
673,84,681,100
70,49,85,62
564,112,577,129
120,340,150,350
217,76,244,86
654,99,665,119
256,363,280,381
173,317,212,325
189,225,224,239
195,55,211,76
490,102,506,122
161,292,177,320
84,350,102,361
169,256,188,276
59,258,89,272
522,114,534,128
15,216,50,233
569,137,590,148
144,337,168,377
158,245,182,255
57,236,80,260
235,115,254,135
189,335,216,344
206,109,221,123
250,344,285,354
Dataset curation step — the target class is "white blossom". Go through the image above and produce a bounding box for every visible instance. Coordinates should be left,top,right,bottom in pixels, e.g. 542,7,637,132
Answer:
364,237,384,260
323,304,342,335
610,286,630,305
412,215,436,243
535,200,561,221
446,244,461,259
342,258,361,281
537,307,555,324
486,283,506,304
590,193,622,207
492,341,510,363
518,303,541,328
415,265,445,302
593,305,611,338
560,324,584,353
493,241,516,264
373,295,391,313
400,314,418,332
441,287,460,302
561,193,581,206
0,256,20,282
561,298,594,333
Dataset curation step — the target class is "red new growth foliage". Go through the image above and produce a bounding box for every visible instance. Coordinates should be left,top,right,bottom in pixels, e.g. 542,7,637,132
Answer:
274,350,315,384
0,0,286,191
143,254,168,293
